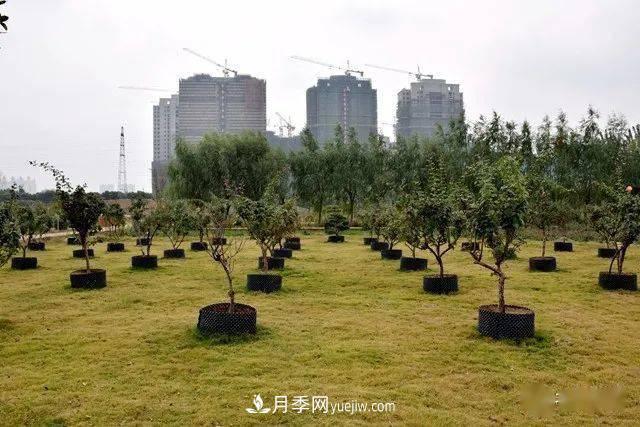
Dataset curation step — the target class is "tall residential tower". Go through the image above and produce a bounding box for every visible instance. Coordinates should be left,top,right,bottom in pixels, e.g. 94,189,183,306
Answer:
306,74,377,144
396,78,463,139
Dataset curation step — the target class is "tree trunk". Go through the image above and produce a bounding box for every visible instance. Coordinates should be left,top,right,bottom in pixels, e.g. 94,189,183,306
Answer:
261,246,269,272
541,230,547,257
497,269,506,313
437,256,444,278
82,234,90,272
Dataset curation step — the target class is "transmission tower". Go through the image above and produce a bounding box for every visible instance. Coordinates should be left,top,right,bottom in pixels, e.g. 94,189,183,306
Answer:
118,126,127,193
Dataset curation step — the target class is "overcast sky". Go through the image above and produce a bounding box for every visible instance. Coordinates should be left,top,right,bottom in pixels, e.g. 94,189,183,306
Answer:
1,0,639,192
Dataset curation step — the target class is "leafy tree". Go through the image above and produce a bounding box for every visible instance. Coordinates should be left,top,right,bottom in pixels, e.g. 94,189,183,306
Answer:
0,195,19,267
102,203,126,242
203,197,245,313
33,162,105,272
289,128,333,224
330,126,366,223
378,205,404,251
189,199,213,244
13,201,50,258
236,188,286,272
409,187,465,277
129,196,162,257
323,206,349,238
363,133,391,203
169,132,286,202
526,176,565,257
157,198,194,250
589,188,640,274
464,157,528,313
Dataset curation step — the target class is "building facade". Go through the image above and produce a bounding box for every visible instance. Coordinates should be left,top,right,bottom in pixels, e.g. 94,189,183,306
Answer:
176,74,266,143
396,78,463,139
151,73,267,194
306,74,377,144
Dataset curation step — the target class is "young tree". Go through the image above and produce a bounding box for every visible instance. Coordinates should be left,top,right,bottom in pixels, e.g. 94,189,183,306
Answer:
465,157,528,313
203,197,245,313
33,162,105,274
158,198,194,252
129,197,162,257
526,176,565,257
102,203,126,242
410,188,465,277
590,188,640,277
323,206,350,239
0,198,19,268
289,128,333,224
189,199,212,246
13,201,50,258
378,205,404,251
236,193,283,272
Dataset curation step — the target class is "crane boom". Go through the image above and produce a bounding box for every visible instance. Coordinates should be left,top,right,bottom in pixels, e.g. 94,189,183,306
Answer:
290,55,364,77
365,63,433,80
276,112,295,137
183,48,238,77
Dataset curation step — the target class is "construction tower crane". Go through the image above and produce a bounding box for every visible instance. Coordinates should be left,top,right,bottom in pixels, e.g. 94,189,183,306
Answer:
183,48,238,77
365,63,433,80
290,56,364,77
276,112,295,137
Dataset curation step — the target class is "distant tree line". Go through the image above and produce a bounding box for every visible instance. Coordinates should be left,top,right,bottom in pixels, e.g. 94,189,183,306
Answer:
0,188,152,203
167,106,640,226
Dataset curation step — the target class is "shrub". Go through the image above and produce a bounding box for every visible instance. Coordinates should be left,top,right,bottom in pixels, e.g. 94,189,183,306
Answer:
13,201,51,258
323,206,349,237
157,198,194,250
379,205,404,250
102,203,126,243
129,196,162,256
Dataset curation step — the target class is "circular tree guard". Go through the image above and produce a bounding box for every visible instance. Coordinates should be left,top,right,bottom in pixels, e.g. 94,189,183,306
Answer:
197,302,257,335
107,242,125,252
67,237,80,245
554,241,573,252
11,257,37,270
327,235,345,243
246,273,282,293
598,272,637,291
190,241,208,251
370,241,389,251
381,249,402,260
70,269,107,289
284,241,301,250
131,255,158,269
164,249,185,259
399,257,427,271
136,238,151,246
257,257,285,270
273,248,293,258
529,256,557,272
478,304,535,340
363,237,378,245
423,274,459,294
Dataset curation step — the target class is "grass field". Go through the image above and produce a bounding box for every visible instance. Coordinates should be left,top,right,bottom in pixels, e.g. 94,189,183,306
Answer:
1,232,640,425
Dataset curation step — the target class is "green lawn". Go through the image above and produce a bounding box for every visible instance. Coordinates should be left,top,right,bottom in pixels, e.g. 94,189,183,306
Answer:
1,232,639,425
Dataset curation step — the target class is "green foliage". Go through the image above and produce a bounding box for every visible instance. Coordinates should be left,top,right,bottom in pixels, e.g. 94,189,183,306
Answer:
588,187,640,273
169,132,286,202
128,196,162,256
378,205,404,250
102,203,126,242
464,156,528,311
323,206,349,237
405,184,465,276
0,198,19,267
12,201,51,257
157,199,194,250
526,175,567,256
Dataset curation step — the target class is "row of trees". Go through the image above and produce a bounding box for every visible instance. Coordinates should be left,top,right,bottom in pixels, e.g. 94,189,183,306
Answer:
168,107,640,227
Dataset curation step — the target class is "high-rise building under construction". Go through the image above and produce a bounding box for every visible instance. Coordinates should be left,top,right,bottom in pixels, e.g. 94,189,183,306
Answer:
395,78,463,139
306,74,377,144
151,73,267,194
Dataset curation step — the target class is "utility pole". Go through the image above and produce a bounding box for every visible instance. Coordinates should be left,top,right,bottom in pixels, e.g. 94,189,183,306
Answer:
118,126,128,193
